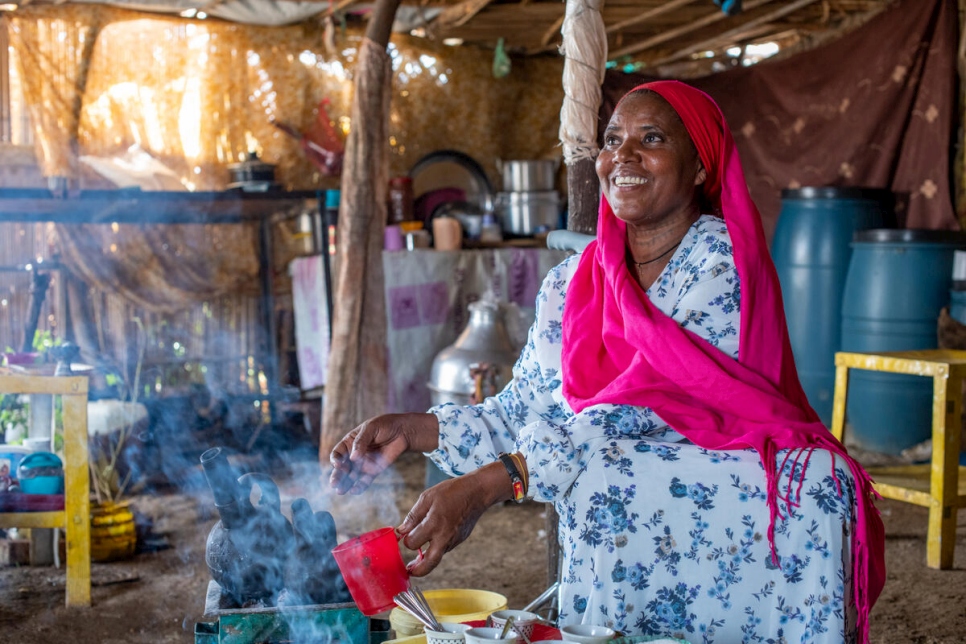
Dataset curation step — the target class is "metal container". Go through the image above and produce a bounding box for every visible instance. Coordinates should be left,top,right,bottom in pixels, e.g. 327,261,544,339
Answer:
498,159,559,192
16,451,63,494
227,152,277,191
427,300,519,406
405,229,431,250
496,190,561,236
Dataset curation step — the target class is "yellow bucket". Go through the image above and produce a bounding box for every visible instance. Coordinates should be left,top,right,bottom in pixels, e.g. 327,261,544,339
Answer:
389,588,507,638
90,500,137,562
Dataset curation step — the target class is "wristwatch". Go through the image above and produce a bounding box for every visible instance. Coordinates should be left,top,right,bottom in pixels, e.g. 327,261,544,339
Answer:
498,452,526,504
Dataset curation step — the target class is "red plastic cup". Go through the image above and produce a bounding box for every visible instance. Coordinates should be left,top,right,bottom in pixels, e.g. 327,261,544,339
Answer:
331,526,410,615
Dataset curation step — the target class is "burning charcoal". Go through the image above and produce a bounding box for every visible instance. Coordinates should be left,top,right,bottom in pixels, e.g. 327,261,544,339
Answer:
285,498,352,606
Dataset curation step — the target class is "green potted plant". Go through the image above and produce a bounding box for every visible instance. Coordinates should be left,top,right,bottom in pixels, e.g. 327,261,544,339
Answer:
0,394,29,444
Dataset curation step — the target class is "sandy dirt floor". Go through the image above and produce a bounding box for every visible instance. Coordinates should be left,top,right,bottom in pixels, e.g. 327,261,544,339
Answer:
0,449,965,643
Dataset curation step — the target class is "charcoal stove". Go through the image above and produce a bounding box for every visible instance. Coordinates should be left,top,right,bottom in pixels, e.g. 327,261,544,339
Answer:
194,580,391,644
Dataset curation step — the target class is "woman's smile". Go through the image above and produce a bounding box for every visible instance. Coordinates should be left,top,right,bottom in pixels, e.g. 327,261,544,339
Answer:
612,174,648,188
596,91,705,229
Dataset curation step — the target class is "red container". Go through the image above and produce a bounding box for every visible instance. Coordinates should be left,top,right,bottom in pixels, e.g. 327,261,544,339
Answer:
331,526,410,615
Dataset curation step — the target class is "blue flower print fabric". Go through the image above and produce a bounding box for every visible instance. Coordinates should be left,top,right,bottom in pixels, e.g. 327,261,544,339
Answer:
427,215,857,643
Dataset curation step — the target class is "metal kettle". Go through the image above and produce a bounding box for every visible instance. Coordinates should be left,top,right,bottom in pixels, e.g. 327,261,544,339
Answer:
427,300,519,406
200,447,294,607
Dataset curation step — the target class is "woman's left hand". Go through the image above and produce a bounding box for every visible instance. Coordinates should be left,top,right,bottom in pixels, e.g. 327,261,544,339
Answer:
396,461,512,576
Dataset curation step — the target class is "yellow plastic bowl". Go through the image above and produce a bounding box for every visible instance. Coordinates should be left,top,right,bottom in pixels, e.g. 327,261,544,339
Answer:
389,588,508,638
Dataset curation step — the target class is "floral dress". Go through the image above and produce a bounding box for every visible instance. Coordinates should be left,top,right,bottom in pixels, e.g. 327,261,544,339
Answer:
428,215,857,644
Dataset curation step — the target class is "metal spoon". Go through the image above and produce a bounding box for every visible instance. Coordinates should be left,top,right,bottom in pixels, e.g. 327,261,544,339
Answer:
508,618,534,644
409,584,443,631
499,616,515,639
393,591,443,632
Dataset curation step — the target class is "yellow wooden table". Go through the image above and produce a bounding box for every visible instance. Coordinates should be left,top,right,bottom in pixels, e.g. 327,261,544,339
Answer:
0,374,91,606
831,349,966,569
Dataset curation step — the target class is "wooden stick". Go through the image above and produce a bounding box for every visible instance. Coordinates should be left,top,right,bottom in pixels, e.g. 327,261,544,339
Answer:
199,0,226,12
605,0,699,35
645,0,823,66
432,0,497,32
610,0,777,60
644,24,781,69
541,13,566,48
329,0,357,16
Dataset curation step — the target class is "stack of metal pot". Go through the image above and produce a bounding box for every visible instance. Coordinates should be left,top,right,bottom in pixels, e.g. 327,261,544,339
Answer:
495,159,562,237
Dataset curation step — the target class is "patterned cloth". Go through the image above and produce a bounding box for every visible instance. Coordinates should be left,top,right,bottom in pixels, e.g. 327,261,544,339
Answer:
428,216,857,643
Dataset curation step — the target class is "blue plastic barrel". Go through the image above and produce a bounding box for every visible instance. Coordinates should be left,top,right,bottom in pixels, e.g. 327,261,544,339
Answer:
950,290,966,324
841,229,966,454
771,187,889,426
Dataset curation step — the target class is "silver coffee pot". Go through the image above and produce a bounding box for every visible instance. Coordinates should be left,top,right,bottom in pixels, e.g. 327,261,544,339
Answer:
426,300,519,406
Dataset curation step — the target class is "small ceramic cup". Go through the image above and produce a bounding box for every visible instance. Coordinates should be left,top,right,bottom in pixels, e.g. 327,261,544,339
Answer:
464,626,521,643
559,623,617,643
433,216,463,251
487,609,540,642
384,224,404,251
426,622,473,644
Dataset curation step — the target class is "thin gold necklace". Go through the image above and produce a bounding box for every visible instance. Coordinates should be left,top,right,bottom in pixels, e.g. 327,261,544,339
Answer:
628,241,680,267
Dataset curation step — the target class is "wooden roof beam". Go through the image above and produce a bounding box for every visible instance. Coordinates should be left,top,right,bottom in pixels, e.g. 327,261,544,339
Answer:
605,0,700,35
643,0,822,67
609,0,777,60
329,0,357,14
430,0,496,33
644,24,789,69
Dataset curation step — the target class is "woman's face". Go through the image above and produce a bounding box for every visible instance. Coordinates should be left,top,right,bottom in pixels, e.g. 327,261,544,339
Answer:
596,92,705,227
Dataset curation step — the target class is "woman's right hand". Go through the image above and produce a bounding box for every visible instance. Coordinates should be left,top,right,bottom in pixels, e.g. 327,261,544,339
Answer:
328,413,440,495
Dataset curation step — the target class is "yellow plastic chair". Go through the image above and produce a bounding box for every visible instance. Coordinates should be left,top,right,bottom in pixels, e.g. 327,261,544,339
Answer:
0,374,91,605
831,349,966,569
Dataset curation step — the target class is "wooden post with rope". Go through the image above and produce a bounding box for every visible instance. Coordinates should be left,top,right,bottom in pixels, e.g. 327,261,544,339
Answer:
319,0,401,457
559,0,606,235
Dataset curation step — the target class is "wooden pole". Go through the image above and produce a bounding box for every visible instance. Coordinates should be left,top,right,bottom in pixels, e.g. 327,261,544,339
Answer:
319,0,401,457
567,162,599,234
559,0,607,235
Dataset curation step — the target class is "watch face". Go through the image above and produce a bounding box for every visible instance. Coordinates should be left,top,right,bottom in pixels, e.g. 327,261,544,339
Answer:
498,453,526,502
511,478,525,503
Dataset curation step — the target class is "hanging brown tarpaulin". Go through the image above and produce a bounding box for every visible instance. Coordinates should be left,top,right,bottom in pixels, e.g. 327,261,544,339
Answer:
320,0,401,456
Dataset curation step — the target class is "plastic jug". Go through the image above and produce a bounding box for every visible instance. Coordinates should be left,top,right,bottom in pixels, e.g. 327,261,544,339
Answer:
330,526,410,615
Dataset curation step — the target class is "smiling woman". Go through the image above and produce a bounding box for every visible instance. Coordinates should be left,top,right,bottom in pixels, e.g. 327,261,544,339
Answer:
326,80,885,644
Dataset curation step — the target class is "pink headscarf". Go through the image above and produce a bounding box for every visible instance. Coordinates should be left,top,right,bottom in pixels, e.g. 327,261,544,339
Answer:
561,80,885,642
